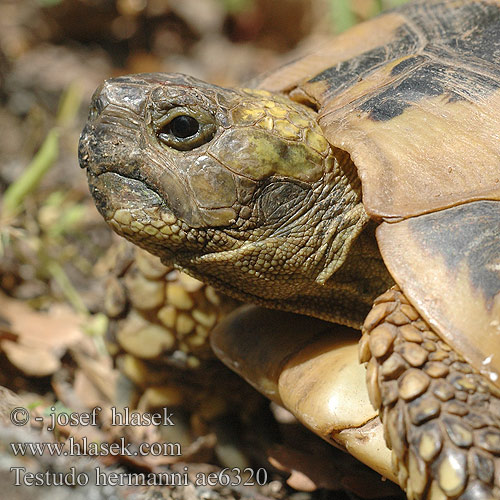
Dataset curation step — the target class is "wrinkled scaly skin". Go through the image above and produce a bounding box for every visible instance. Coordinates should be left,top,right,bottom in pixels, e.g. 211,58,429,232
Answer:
79,73,500,500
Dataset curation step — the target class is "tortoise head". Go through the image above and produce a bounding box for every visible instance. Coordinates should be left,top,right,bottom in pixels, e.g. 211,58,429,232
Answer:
79,73,372,314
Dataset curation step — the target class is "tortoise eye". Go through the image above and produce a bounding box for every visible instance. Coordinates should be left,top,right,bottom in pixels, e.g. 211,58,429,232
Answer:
169,115,199,138
156,108,216,151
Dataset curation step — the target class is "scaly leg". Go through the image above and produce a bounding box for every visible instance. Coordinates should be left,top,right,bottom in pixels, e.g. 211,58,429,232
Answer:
360,286,500,500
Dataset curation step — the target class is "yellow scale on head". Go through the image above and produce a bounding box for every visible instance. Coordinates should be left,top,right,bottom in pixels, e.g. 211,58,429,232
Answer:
216,88,333,183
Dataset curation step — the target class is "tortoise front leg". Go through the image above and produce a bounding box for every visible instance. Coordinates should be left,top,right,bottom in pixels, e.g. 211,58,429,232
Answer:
360,286,500,500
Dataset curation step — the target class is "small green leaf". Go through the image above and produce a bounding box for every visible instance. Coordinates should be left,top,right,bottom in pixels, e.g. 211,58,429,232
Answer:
220,0,253,14
328,0,357,33
57,83,82,127
46,260,88,315
37,0,64,7
2,128,59,217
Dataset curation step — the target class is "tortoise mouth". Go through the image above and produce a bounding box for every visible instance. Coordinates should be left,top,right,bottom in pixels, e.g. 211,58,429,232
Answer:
86,170,184,259
87,170,168,220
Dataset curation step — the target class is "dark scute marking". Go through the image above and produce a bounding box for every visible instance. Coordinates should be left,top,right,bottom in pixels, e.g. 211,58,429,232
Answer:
309,31,420,99
310,46,393,86
390,55,426,75
310,0,500,121
453,19,500,63
361,59,500,120
362,97,406,122
409,0,500,64
363,0,500,120
409,201,500,305
361,62,448,121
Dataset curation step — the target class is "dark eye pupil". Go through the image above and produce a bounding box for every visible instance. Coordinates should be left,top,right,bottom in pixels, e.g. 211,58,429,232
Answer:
170,115,199,138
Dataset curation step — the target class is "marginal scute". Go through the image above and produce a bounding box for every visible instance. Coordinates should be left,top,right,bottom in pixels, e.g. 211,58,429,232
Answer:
376,201,500,390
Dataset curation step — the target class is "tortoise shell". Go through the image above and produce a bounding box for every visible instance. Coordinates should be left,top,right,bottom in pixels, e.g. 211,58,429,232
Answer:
258,0,500,385
259,0,500,218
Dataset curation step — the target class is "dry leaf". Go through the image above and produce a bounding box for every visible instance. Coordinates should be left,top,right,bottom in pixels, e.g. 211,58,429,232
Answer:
1,340,60,376
0,291,83,376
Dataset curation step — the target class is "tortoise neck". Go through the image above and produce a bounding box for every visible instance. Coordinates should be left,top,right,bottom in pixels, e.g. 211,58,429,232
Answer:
261,220,393,329
322,221,394,328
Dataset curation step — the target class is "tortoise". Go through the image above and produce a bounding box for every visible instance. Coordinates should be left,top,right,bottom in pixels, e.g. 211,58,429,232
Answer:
79,0,500,497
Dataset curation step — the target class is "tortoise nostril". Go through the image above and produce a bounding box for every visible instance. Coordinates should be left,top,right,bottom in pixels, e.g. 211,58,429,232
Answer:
88,95,108,121
88,83,109,121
